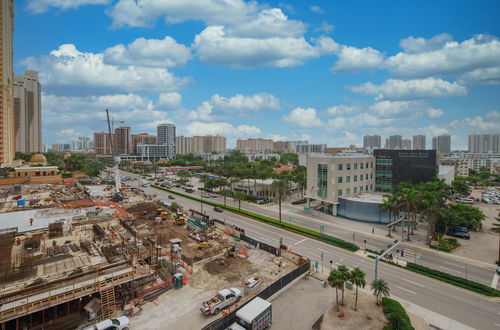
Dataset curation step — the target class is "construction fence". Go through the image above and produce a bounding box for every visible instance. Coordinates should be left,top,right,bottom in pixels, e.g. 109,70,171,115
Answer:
200,231,310,330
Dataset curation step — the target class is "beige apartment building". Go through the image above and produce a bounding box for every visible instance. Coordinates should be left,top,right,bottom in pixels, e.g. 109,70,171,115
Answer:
273,141,295,153
114,126,131,155
237,138,273,154
93,132,114,155
0,0,15,165
14,70,42,153
131,133,156,154
176,135,226,154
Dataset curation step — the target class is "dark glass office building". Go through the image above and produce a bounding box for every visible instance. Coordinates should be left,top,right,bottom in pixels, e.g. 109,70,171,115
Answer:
374,149,437,192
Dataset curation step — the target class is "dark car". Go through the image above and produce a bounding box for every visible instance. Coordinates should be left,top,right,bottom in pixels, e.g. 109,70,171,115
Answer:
449,226,469,233
185,188,195,193
168,195,175,199
214,206,224,212
447,231,470,239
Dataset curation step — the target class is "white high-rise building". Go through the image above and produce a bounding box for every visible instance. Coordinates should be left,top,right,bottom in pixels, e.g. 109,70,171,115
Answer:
413,135,426,150
13,70,42,153
363,135,381,148
156,123,176,158
468,133,500,153
432,135,451,155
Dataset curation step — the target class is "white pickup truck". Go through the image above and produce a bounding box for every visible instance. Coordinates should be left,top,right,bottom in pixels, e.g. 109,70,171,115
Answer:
200,288,242,315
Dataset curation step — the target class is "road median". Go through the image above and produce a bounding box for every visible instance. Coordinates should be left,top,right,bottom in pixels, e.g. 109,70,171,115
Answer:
152,185,359,252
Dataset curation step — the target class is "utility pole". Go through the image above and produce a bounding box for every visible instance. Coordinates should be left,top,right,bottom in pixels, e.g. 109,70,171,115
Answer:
375,240,401,281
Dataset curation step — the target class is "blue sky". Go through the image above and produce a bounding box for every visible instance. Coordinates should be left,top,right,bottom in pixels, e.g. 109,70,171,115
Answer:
13,0,500,149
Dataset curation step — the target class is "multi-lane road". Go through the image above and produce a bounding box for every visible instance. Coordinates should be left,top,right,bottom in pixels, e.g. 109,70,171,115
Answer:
121,175,500,329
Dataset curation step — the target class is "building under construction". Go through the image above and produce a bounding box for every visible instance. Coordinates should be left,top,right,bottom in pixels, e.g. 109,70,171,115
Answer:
0,204,165,330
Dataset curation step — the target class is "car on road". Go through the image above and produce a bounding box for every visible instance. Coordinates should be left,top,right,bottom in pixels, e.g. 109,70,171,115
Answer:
185,188,195,193
168,195,175,199
447,231,470,239
214,206,224,212
83,316,130,330
210,193,218,198
201,193,211,198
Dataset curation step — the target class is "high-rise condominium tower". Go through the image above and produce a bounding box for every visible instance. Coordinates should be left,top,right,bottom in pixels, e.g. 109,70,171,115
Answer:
14,70,42,153
0,0,15,164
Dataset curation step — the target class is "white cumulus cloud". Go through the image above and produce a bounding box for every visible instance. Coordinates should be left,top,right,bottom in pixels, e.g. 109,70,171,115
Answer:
399,33,453,54
104,36,192,67
283,107,322,128
331,46,384,73
427,108,444,118
185,121,261,137
349,78,467,100
326,104,360,116
22,44,189,93
27,0,109,13
210,93,281,112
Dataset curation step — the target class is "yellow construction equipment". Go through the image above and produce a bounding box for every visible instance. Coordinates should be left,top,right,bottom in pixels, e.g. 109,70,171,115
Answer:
198,241,210,249
224,244,237,257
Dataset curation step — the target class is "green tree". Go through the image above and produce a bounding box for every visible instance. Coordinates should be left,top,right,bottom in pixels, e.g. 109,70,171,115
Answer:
271,179,291,223
337,265,351,306
381,193,400,237
399,185,420,239
437,203,485,232
233,191,246,210
371,278,390,305
280,152,299,165
451,177,470,196
350,267,366,311
328,269,344,312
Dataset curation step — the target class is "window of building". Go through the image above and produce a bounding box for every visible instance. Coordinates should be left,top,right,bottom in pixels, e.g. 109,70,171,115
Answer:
354,175,357,181
346,188,350,195
366,162,369,168
346,176,350,183
370,184,373,190
338,176,342,183
346,163,351,170
360,175,363,181
354,187,357,194
317,164,328,197
366,174,369,179
370,173,373,179
354,163,358,170
371,162,373,168
360,163,364,169
338,189,342,196
360,186,363,192
366,185,369,191
338,164,343,170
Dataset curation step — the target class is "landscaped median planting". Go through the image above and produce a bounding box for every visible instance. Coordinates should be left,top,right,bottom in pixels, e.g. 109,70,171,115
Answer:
381,297,415,330
152,185,359,252
405,263,500,297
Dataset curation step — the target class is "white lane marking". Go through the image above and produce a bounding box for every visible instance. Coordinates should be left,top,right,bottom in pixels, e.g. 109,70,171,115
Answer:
438,266,463,275
403,279,425,288
491,273,499,289
395,286,417,295
292,238,308,246
494,323,500,327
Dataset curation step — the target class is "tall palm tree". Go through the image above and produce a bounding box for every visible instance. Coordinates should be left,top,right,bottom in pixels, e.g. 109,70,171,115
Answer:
492,217,500,263
371,278,390,305
337,265,351,306
350,267,366,311
220,189,232,206
381,193,400,237
233,191,246,210
400,186,419,240
271,179,291,223
328,269,344,311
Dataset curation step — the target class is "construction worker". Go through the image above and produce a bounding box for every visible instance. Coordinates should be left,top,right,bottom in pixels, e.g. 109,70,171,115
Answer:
16,237,21,245
29,218,34,226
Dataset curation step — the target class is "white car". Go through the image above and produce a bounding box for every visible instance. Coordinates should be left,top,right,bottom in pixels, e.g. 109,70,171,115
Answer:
456,198,473,204
201,193,211,198
210,193,218,198
84,316,130,330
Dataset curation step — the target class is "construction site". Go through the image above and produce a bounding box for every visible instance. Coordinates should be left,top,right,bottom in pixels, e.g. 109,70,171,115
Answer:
0,180,308,330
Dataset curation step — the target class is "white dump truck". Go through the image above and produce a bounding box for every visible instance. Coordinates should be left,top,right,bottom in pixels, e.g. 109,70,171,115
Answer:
228,297,272,330
200,288,242,315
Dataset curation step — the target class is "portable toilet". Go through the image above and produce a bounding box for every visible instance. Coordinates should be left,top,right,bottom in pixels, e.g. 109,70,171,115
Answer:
17,199,26,206
173,273,183,289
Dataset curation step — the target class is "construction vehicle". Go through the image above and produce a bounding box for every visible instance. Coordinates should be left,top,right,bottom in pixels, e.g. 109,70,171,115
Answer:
200,288,242,315
224,244,237,257
198,241,211,249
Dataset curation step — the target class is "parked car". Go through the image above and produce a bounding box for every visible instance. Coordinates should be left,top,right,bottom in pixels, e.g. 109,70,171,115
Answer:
447,231,470,239
214,206,224,212
168,195,175,200
210,193,218,198
456,198,473,204
200,288,242,315
185,188,195,193
201,193,211,198
83,316,130,330
449,226,468,233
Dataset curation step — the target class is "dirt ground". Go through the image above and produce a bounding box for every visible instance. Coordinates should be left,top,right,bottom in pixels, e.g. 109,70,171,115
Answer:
125,201,161,215
319,288,388,330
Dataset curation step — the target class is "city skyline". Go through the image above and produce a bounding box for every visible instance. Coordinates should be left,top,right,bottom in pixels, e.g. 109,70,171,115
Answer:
11,0,500,149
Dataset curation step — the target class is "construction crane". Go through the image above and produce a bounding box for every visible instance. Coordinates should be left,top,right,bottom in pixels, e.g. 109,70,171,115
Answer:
100,118,125,132
106,109,123,201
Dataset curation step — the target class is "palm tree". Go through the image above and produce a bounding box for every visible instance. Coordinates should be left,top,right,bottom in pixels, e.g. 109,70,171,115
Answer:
400,186,419,240
271,179,291,223
350,267,366,311
220,189,232,206
328,269,344,311
492,217,500,263
381,193,400,237
233,191,246,210
371,278,390,305
337,265,351,306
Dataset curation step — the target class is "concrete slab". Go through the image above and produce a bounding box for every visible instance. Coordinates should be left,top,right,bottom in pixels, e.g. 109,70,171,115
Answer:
0,208,85,232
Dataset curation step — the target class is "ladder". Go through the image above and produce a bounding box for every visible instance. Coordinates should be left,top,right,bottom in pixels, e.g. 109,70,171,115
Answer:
99,284,116,320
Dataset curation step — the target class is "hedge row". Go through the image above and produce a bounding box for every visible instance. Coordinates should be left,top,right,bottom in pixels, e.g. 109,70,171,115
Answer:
405,263,500,297
381,297,415,330
152,185,359,252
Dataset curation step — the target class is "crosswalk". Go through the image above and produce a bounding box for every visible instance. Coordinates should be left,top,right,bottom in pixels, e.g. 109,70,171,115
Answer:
383,247,421,263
